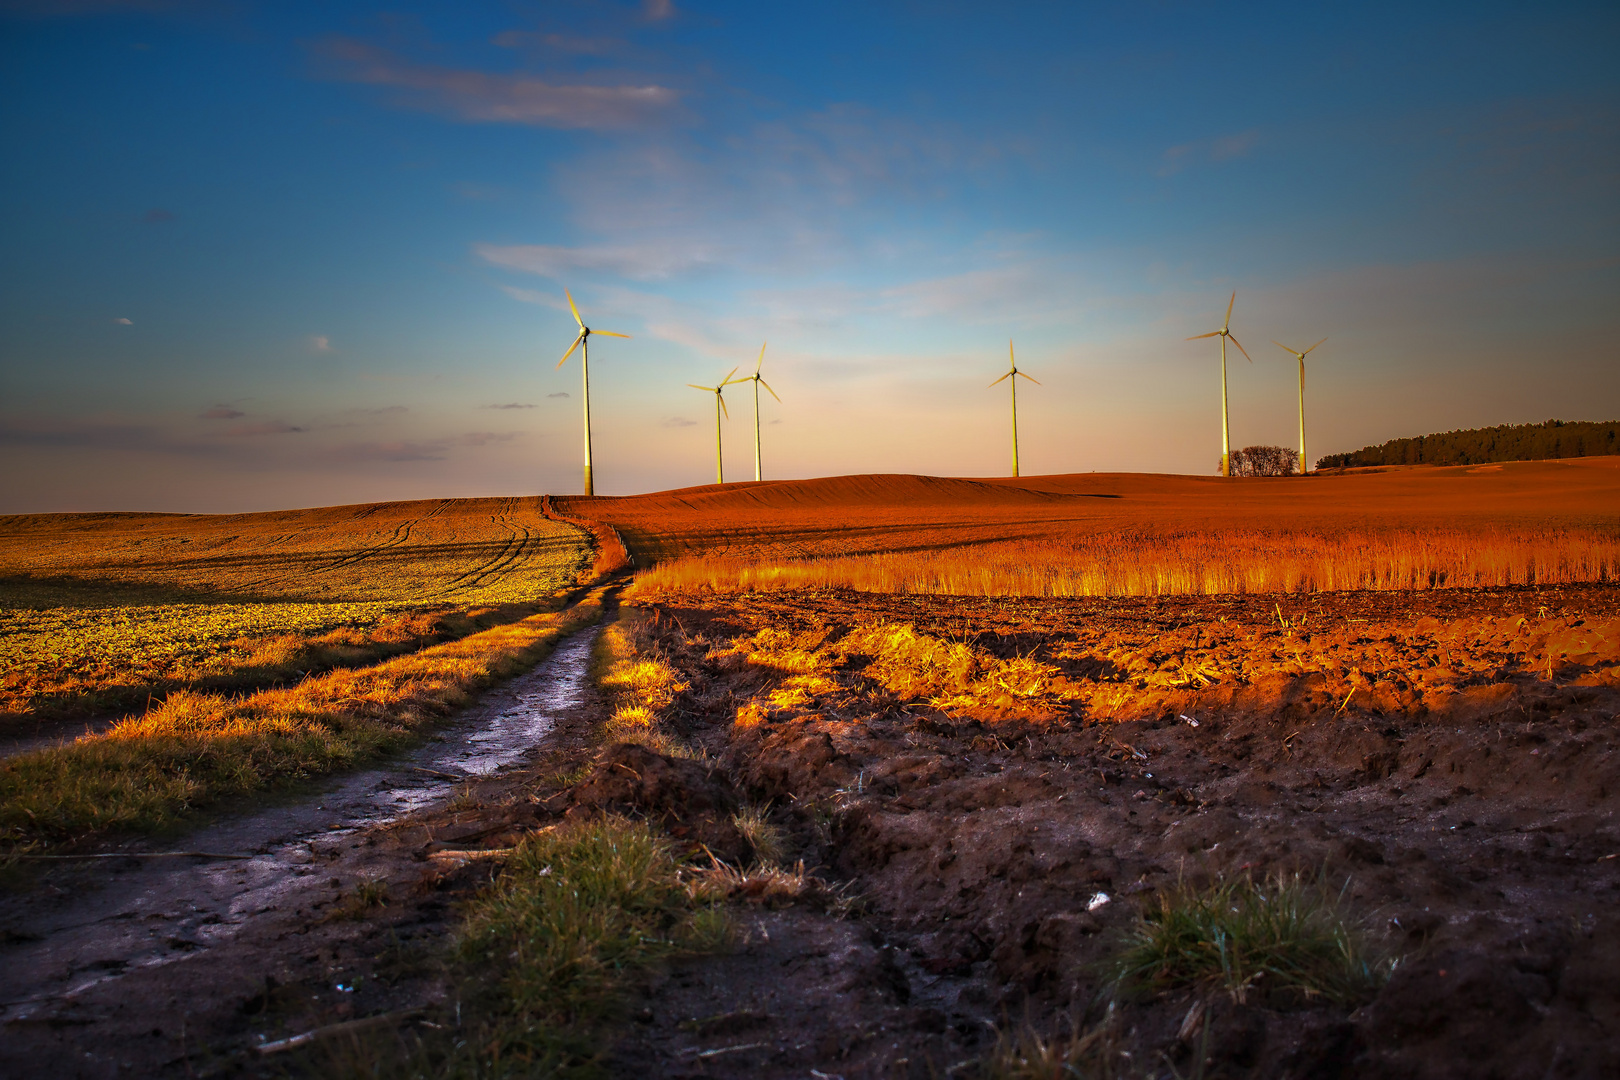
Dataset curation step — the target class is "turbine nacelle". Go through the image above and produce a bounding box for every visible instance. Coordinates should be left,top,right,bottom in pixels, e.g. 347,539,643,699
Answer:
556,289,630,368
1186,293,1252,361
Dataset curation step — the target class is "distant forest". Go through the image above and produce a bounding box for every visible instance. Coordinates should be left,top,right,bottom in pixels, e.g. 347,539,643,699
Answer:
1316,420,1619,469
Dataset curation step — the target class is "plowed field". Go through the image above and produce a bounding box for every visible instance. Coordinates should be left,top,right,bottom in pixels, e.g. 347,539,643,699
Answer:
580,583,1620,1077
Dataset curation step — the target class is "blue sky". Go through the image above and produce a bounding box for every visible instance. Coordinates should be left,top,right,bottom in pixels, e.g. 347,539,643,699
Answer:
1,0,1616,511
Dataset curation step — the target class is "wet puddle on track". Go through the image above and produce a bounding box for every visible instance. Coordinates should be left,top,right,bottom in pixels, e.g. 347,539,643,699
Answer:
0,626,600,1018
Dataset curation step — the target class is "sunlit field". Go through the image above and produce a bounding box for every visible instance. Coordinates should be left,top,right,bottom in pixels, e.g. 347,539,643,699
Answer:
0,497,592,726
638,527,1620,597
558,459,1620,599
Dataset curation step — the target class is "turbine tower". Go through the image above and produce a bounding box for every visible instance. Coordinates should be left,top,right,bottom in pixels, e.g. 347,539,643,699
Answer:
737,342,781,482
1273,337,1327,475
988,339,1039,477
1187,292,1252,477
687,368,740,485
556,288,630,496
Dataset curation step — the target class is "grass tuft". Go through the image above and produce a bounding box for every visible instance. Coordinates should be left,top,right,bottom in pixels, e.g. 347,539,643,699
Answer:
976,1014,1124,1080
446,815,727,1074
730,802,787,866
1109,872,1395,1006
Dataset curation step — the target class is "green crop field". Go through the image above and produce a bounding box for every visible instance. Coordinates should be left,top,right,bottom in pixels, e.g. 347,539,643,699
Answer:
0,496,591,725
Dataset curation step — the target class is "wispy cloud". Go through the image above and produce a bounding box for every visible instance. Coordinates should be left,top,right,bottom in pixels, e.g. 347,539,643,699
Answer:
113,317,133,325
522,103,1019,286
225,420,305,437
477,241,719,281
546,392,570,399
491,30,624,57
199,404,244,419
1159,129,1261,176
308,334,333,352
661,416,696,427
310,38,680,130
499,285,563,308
482,402,536,409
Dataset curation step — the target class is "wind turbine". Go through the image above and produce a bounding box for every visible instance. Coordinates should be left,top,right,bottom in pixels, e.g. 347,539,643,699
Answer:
1273,337,1327,475
687,368,740,485
556,288,630,497
736,342,781,482
1187,291,1252,477
988,340,1039,477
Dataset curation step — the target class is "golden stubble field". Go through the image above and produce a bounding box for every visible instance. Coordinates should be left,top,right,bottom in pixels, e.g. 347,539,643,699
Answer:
559,457,1620,596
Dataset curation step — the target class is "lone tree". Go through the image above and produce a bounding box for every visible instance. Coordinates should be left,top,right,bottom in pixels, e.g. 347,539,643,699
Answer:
1218,445,1299,477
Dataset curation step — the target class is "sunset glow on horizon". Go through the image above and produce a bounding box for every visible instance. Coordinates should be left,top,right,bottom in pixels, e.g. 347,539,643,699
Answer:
2,0,1616,513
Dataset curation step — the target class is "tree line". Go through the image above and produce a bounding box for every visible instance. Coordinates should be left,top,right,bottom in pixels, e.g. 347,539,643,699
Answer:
1315,420,1619,470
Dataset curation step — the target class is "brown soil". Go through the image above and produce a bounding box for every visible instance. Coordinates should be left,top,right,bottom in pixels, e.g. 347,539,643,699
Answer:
4,584,1617,1079
603,583,1620,1078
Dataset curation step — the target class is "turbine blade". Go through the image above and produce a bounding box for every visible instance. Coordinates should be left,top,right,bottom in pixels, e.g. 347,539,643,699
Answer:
1224,291,1236,329
1187,331,1221,340
565,288,584,329
988,373,1011,387
1018,371,1041,385
719,395,729,418
556,333,583,368
759,377,781,402
1271,339,1297,356
1229,334,1253,363
756,341,767,374
1009,339,1015,365
593,330,631,338
687,383,713,392
724,366,739,383
1304,337,1327,354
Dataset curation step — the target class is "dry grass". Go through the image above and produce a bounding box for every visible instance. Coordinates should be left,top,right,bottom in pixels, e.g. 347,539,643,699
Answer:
592,607,697,758
686,856,856,914
714,621,1076,725
636,527,1620,599
730,803,787,865
0,601,602,851
976,1015,1126,1080
708,610,1620,729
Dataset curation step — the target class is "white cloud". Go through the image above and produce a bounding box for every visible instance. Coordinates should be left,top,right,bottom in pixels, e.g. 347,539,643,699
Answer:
113,317,132,325
311,38,679,130
479,241,720,282
309,335,333,352
1159,129,1262,175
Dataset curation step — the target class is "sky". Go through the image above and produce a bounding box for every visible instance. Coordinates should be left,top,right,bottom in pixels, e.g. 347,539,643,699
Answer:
1,0,1617,513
